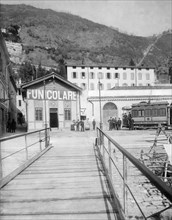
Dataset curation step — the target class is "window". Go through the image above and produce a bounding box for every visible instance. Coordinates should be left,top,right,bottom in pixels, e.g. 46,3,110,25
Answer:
18,100,21,107
35,107,43,121
146,73,150,80
152,109,158,116
98,67,102,69
72,66,76,69
106,72,111,79
64,109,71,120
159,108,166,116
145,109,151,117
138,72,142,80
132,110,138,117
81,66,85,69
98,72,103,79
72,72,77,78
90,67,93,69
131,72,134,80
107,67,110,70
138,110,144,117
90,83,94,90
90,72,95,79
123,72,127,80
81,72,86,79
81,83,87,90
114,72,119,78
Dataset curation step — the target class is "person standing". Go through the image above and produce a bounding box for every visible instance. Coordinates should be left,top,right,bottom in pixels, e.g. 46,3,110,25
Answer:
117,118,122,130
92,119,96,130
11,119,16,133
108,117,112,130
80,120,85,132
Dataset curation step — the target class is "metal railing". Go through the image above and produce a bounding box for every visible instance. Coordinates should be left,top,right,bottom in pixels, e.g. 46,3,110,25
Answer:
0,128,51,187
96,128,172,219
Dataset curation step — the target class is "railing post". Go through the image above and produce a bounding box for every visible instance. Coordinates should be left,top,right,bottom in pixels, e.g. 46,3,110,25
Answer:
0,141,3,179
25,134,28,160
45,128,48,148
123,155,128,216
102,135,105,161
108,140,112,180
39,131,42,151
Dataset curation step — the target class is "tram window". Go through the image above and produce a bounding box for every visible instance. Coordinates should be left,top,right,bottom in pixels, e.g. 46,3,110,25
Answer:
132,110,138,117
152,109,158,116
138,110,142,116
159,108,166,116
145,109,151,117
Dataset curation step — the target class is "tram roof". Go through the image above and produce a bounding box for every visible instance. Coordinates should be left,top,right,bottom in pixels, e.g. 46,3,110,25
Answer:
132,101,169,107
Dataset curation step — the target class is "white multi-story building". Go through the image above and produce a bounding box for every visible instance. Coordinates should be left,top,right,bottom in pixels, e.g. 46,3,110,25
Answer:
67,64,156,91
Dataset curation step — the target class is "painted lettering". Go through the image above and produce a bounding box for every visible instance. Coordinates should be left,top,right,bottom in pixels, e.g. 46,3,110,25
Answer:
27,89,77,100
63,91,68,100
47,90,52,99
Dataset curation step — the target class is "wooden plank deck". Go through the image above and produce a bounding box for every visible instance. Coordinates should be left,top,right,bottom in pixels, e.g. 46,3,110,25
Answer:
0,131,120,220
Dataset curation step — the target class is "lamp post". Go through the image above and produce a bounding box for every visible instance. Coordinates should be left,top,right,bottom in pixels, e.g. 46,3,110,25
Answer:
98,78,103,130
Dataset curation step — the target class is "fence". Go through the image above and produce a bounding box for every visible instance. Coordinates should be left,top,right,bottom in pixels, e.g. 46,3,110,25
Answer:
0,128,51,188
96,128,172,219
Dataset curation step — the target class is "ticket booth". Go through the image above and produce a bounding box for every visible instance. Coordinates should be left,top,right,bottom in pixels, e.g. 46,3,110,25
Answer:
22,73,82,130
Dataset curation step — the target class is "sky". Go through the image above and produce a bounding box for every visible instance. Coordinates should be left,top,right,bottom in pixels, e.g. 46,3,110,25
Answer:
0,0,172,37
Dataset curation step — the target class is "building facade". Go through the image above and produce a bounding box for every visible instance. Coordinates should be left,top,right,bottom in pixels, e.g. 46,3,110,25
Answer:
0,30,17,137
67,65,156,91
85,86,172,129
22,73,82,130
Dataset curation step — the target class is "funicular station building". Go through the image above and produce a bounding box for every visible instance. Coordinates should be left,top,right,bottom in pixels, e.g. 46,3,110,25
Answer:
22,73,82,130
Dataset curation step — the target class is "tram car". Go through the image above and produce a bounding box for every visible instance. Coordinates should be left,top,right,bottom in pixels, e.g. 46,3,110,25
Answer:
131,101,172,129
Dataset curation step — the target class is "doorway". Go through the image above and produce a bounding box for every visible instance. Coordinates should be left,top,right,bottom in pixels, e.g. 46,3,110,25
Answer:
103,102,118,127
49,108,58,128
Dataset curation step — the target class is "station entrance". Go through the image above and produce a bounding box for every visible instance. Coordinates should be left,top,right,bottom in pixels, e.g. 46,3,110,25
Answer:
49,108,59,128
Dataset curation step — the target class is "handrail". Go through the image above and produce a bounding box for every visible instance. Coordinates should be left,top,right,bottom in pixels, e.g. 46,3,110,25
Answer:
0,128,51,181
96,127,172,219
97,128,172,203
0,128,47,142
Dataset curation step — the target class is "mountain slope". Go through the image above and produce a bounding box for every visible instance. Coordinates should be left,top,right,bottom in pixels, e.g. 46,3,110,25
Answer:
0,4,171,67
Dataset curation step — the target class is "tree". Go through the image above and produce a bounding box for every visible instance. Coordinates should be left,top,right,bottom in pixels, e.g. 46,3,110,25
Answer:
36,63,47,78
168,55,172,83
18,61,35,83
57,57,67,79
129,58,135,66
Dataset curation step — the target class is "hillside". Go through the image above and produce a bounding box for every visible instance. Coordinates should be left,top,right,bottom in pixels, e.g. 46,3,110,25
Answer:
0,4,171,67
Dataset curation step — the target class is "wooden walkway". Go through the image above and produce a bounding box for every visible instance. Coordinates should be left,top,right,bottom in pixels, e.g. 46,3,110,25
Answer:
0,131,120,220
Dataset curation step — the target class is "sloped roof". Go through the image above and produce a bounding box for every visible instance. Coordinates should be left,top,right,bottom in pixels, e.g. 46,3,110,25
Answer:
22,72,82,91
